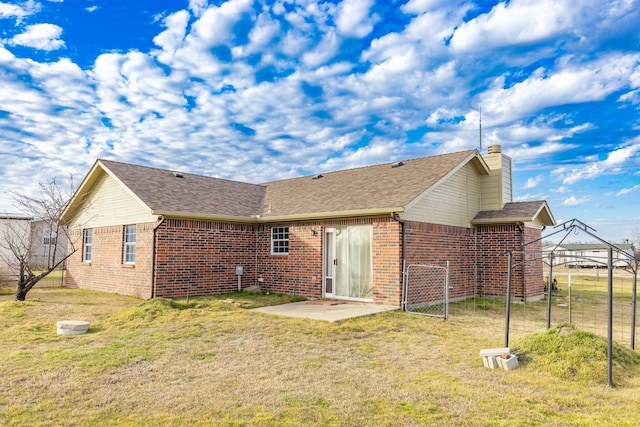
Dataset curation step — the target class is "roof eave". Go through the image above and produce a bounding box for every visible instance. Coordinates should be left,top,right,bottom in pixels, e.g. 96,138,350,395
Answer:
471,216,535,226
153,207,405,223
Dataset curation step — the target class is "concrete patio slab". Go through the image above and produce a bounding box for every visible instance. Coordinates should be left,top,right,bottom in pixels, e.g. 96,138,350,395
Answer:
251,300,398,322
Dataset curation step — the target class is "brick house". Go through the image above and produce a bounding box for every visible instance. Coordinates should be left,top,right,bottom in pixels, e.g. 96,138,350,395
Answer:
61,145,554,305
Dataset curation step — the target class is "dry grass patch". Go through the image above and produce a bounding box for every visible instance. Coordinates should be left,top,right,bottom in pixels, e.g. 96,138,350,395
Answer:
1,289,640,426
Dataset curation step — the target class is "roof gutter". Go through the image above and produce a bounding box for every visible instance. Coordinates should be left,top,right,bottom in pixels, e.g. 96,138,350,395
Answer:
471,217,535,226
152,207,405,223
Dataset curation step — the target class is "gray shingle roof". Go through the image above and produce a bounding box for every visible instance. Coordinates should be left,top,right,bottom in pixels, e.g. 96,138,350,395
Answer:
261,150,479,217
97,151,480,219
472,201,550,223
99,160,265,218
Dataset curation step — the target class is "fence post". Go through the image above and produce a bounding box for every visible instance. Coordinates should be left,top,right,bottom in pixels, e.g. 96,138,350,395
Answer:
607,247,613,387
505,249,513,348
444,261,449,320
631,262,637,350
547,252,554,329
568,273,572,325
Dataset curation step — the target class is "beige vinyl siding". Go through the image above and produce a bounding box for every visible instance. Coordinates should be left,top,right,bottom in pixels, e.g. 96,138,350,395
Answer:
480,154,512,210
526,217,545,228
69,171,155,228
402,162,482,227
501,156,512,203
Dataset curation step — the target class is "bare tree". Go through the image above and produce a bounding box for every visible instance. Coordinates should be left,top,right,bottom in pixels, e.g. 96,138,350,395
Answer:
0,177,77,301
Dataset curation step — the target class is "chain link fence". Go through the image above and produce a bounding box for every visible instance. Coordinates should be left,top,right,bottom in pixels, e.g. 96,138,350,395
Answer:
402,263,449,319
0,255,67,291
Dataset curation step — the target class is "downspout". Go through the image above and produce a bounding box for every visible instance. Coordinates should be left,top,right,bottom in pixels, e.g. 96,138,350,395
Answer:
392,213,406,310
516,221,525,301
150,215,166,299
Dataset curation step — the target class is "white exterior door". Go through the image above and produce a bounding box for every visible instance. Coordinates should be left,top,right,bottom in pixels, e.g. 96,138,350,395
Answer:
323,225,373,300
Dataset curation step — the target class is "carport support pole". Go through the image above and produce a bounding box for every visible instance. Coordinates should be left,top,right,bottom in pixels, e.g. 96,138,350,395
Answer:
504,250,513,348
547,253,554,329
631,265,637,350
607,247,613,387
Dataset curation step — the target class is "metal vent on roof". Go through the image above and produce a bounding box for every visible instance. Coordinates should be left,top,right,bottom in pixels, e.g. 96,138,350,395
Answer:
391,161,405,168
173,172,184,178
312,174,323,180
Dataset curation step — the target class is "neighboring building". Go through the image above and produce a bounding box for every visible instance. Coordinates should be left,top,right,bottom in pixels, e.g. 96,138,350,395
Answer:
0,214,32,278
61,145,555,305
0,215,69,279
29,219,69,269
542,243,636,268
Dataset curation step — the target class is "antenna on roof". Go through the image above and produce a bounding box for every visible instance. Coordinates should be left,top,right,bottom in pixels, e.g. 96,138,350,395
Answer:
479,106,482,152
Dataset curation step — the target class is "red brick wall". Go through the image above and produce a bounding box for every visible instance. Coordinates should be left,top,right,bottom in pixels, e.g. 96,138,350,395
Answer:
153,220,256,298
66,216,544,305
253,221,322,298
522,226,544,300
255,217,402,306
403,221,478,301
66,222,155,298
476,224,544,300
403,221,545,302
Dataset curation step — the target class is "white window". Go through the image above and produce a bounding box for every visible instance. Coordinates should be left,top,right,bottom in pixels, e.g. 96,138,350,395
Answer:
83,229,92,262
123,225,136,264
43,230,57,246
271,226,289,255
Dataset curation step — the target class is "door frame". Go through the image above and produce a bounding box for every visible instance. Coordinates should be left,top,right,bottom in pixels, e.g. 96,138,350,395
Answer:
322,225,374,301
323,227,335,298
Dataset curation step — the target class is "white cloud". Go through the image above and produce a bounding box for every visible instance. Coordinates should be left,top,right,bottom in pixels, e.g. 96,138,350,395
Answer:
450,0,574,52
563,195,589,206
189,0,209,17
153,10,190,53
449,0,636,52
563,142,640,184
85,6,98,13
616,184,640,197
514,193,547,202
302,30,339,68
0,0,40,23
9,23,65,51
480,54,640,126
523,176,542,189
335,0,377,38
401,0,462,14
189,0,254,47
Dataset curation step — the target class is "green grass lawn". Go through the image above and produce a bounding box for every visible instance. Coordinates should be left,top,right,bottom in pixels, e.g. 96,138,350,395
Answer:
1,288,639,426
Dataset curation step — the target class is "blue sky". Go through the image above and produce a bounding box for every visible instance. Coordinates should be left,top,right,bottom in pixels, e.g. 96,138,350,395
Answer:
1,0,639,243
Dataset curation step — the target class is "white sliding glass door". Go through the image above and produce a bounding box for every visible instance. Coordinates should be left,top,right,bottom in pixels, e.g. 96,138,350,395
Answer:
324,225,373,300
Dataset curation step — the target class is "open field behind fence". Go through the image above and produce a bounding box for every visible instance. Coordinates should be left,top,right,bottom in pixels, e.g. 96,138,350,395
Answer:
444,269,638,349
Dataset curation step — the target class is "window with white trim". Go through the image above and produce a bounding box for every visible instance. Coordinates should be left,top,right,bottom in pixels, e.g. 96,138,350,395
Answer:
43,230,57,246
271,226,289,255
123,225,136,264
83,229,92,262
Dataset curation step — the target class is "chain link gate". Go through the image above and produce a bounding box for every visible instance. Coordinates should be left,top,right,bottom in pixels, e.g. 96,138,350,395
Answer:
402,262,449,319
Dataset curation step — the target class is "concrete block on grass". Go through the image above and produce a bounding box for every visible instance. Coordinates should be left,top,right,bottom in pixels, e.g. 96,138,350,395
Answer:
57,320,90,335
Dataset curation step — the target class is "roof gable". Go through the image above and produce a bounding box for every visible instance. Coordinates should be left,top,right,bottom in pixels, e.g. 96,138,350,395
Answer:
471,201,555,226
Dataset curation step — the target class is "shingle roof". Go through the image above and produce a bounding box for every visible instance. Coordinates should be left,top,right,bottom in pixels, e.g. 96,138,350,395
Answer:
64,150,494,222
472,201,553,224
94,151,481,219
261,150,480,217
99,160,265,218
